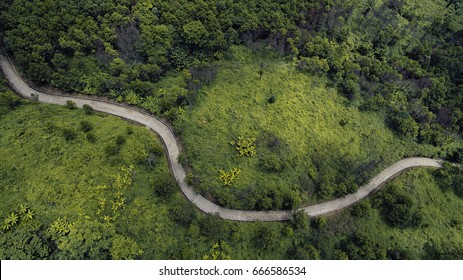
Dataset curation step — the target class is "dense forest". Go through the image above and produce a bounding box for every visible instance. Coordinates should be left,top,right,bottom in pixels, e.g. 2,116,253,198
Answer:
1,0,463,259
1,0,462,138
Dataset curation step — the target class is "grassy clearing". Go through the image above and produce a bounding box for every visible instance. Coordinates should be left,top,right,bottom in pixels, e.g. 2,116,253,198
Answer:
177,46,438,210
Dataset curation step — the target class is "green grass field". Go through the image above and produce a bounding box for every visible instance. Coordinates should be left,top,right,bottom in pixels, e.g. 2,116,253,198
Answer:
177,46,438,210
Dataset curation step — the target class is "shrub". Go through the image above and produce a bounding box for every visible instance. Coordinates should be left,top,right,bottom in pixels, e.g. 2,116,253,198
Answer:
218,168,241,186
62,128,77,141
268,95,276,104
79,120,93,132
282,189,302,210
291,210,310,230
170,198,196,226
230,136,256,157
0,92,21,109
65,100,77,109
30,93,39,102
379,185,422,228
82,104,94,115
351,201,371,217
154,175,176,197
311,217,327,229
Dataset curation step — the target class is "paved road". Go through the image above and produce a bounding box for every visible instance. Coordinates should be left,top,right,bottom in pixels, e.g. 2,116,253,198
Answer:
0,54,443,221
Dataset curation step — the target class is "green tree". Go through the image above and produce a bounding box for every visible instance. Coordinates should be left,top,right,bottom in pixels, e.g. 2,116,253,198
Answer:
183,21,210,47
55,218,115,260
0,226,50,260
110,235,143,260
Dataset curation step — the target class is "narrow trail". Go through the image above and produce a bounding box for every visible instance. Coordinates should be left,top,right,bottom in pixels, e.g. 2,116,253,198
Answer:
0,54,443,221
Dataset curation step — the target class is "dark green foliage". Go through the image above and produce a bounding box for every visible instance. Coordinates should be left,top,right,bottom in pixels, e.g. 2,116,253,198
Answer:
0,226,51,260
387,247,415,260
447,148,463,164
82,104,94,115
54,218,115,260
424,239,463,260
350,201,371,218
145,153,157,169
79,120,93,133
153,174,176,198
0,90,21,110
311,217,327,230
377,185,422,229
61,128,77,142
340,231,387,260
105,143,120,156
289,243,321,260
268,95,276,104
291,210,310,231
170,198,197,226
65,100,77,110
254,224,279,251
199,214,229,241
435,163,463,197
257,132,289,173
105,135,126,156
86,132,96,143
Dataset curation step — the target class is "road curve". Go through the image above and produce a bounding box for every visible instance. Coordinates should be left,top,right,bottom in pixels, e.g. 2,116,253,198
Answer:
0,54,443,221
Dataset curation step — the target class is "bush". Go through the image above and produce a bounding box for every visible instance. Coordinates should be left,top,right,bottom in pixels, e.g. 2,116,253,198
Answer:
282,189,302,210
259,153,286,172
199,214,229,241
62,128,77,141
292,210,310,230
268,96,276,104
350,201,371,217
254,224,279,250
154,175,176,197
30,93,39,102
79,121,93,132
311,217,327,230
170,198,196,226
65,100,77,109
230,136,256,157
435,163,463,197
82,104,94,115
379,185,422,228
218,168,241,186
0,92,21,109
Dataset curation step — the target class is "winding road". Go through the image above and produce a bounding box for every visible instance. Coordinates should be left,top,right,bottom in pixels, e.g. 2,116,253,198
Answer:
0,54,444,221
